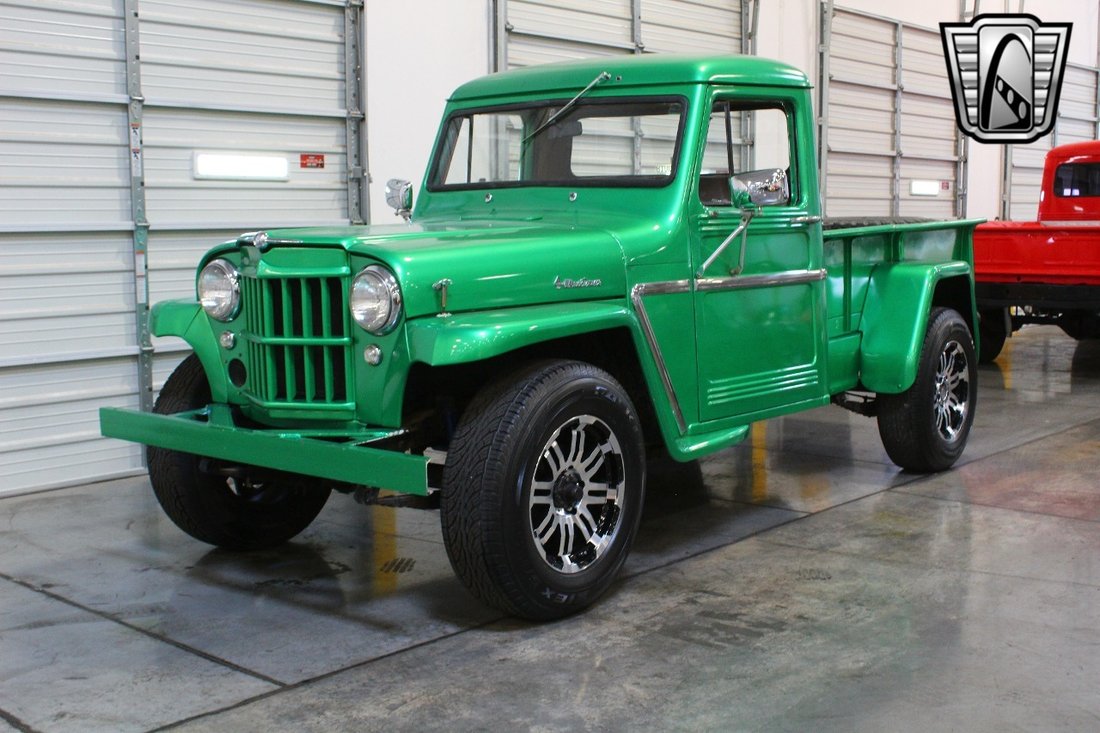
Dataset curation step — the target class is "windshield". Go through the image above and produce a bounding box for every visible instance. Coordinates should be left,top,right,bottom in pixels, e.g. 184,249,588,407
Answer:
428,97,685,190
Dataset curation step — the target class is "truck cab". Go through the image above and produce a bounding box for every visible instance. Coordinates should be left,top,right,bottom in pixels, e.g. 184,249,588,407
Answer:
102,55,981,620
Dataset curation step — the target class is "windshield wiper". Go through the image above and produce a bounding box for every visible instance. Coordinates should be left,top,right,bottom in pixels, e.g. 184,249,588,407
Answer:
523,70,611,144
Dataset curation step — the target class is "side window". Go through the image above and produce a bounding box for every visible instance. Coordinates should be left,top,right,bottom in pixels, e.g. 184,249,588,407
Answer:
699,102,792,207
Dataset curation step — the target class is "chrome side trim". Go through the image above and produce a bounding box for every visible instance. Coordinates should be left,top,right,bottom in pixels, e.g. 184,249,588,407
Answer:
791,215,823,224
695,268,827,292
631,281,691,434
1040,220,1100,227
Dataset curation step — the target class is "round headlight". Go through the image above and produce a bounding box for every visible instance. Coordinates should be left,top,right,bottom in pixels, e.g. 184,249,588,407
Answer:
350,265,402,334
198,259,240,322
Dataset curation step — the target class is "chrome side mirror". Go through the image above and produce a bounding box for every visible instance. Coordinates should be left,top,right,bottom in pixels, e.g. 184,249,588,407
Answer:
731,168,789,208
385,178,413,221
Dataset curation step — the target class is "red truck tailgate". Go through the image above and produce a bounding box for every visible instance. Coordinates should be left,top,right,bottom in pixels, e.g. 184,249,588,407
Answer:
975,221,1100,286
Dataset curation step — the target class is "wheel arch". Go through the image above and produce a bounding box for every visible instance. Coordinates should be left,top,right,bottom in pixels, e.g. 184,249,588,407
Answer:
149,299,229,401
859,263,975,394
403,307,669,452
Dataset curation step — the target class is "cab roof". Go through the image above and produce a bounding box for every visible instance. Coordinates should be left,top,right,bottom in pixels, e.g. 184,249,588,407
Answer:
1046,140,1100,163
450,54,811,102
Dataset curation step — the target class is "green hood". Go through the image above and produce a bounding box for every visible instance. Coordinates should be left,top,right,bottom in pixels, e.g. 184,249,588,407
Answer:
259,221,630,318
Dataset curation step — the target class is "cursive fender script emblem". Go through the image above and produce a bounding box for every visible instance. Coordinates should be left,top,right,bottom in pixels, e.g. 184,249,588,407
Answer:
554,275,602,289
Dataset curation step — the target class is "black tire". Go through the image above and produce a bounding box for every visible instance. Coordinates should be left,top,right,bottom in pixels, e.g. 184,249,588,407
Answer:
148,354,331,551
978,308,1007,363
440,360,645,620
877,308,977,472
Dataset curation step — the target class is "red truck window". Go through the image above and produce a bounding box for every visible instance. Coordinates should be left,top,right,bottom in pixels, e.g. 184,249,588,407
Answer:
1053,162,1100,197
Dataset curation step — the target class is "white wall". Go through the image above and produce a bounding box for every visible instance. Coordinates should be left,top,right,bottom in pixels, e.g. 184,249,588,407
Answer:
365,1,491,223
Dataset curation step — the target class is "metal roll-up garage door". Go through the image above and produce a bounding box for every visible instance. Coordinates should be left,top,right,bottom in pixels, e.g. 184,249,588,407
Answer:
498,0,748,72
819,5,966,219
1003,63,1100,220
0,0,364,496
1,0,141,493
495,1,751,188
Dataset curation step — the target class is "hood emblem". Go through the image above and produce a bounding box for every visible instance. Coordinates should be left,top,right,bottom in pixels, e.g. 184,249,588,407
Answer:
554,275,602,290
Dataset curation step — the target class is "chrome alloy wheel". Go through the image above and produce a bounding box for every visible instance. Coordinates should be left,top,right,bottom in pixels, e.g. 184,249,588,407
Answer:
933,339,971,443
529,414,626,574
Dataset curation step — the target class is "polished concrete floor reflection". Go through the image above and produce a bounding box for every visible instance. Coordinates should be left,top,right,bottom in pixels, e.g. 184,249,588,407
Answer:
3,325,1100,732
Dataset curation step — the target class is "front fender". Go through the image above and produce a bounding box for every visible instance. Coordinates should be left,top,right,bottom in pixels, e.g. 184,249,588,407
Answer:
859,262,972,393
150,299,228,401
405,301,635,365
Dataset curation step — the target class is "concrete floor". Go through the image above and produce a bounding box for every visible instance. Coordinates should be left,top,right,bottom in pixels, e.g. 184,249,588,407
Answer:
3,324,1100,732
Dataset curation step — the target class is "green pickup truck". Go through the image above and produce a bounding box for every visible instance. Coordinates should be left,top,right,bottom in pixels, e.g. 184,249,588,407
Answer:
101,55,981,620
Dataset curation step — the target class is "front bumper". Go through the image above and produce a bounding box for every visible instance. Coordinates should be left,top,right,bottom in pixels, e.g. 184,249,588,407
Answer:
100,404,429,495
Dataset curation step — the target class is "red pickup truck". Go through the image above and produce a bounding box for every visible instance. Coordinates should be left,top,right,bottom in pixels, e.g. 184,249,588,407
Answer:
975,140,1100,361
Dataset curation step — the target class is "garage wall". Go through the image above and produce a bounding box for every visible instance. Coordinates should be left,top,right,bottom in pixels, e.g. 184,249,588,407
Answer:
501,0,747,68
0,0,363,496
818,4,965,218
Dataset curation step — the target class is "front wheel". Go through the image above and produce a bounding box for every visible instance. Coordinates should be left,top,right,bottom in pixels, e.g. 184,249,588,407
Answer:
148,354,331,551
877,308,977,472
440,361,645,620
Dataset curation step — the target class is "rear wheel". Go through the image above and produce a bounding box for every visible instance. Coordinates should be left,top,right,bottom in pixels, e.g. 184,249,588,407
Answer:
440,360,645,620
877,308,977,472
148,354,331,550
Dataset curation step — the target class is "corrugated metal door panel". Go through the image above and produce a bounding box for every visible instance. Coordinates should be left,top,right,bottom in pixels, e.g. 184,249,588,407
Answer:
0,0,142,495
829,13,895,87
823,8,962,218
509,0,633,49
147,229,244,305
826,153,894,218
900,159,955,218
0,99,131,230
0,0,127,100
140,0,344,113
0,232,139,483
142,109,348,230
639,0,741,54
145,182,347,231
1,435,142,495
897,198,954,218
1058,119,1096,143
899,27,949,99
505,0,631,69
503,1,743,68
0,0,356,495
1058,66,1099,123
1008,138,1051,220
508,37,625,69
0,358,142,487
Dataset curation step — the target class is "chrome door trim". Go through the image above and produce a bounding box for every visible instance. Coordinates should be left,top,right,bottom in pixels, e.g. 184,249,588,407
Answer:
630,280,691,434
695,268,827,292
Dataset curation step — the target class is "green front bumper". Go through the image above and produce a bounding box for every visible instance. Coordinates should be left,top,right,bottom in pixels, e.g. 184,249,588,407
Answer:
100,405,429,495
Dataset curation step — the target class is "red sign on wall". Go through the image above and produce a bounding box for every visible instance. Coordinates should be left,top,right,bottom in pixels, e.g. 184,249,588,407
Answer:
300,153,325,169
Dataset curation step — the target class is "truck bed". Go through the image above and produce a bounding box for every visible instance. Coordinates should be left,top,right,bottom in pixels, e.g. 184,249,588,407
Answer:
975,220,1100,286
